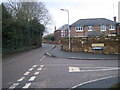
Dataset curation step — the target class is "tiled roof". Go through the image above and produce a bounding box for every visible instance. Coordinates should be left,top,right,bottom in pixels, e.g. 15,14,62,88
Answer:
87,30,104,37
71,18,117,26
58,24,69,30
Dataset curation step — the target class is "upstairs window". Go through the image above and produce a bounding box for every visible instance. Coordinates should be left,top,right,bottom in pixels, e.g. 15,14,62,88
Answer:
101,25,106,31
61,30,64,37
88,26,93,31
76,26,83,31
109,25,115,30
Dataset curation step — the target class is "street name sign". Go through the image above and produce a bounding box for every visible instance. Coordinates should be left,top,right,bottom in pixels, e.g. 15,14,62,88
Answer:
92,43,104,47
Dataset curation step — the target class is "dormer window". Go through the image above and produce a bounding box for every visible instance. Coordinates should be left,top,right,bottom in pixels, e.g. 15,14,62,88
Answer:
109,25,115,30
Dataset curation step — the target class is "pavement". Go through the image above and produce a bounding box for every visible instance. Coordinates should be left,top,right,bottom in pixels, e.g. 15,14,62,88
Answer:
47,45,119,60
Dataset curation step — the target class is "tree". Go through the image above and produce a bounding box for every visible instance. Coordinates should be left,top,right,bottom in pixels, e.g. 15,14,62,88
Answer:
2,2,46,54
4,1,52,26
43,33,55,41
2,3,14,49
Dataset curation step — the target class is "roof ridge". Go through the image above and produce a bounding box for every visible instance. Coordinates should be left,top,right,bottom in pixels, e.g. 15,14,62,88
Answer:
71,18,116,26
79,18,107,20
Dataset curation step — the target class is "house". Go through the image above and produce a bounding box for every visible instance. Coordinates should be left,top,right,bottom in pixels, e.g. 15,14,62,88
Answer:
118,23,120,34
58,24,69,37
70,18,119,37
54,18,120,44
54,24,69,44
54,30,61,44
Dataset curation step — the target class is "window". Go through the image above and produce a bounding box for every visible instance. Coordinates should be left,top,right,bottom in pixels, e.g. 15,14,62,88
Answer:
76,26,83,31
61,30,64,37
101,25,106,31
109,25,115,30
88,26,93,31
61,33,64,37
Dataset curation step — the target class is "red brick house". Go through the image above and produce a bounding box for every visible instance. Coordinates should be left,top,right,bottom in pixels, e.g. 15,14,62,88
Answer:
117,23,120,35
54,24,69,44
54,18,120,44
54,30,61,44
70,18,120,37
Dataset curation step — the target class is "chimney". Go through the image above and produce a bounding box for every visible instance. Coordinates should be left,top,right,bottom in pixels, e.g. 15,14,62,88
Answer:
55,26,56,31
113,16,116,22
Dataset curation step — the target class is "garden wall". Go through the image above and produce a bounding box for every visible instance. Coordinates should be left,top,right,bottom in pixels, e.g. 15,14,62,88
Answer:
61,37,120,54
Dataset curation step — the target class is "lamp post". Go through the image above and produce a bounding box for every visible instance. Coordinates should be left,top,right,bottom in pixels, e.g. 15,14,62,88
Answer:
60,9,71,51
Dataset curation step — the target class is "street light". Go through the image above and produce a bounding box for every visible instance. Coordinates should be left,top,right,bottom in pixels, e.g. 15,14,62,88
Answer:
60,9,71,51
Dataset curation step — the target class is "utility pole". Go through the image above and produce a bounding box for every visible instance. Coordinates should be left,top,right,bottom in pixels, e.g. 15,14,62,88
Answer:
60,9,71,51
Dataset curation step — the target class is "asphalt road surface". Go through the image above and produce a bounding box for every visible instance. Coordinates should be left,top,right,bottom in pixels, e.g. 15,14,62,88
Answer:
2,44,120,89
72,76,120,89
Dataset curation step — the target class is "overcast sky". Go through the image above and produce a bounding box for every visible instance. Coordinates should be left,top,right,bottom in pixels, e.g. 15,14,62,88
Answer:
1,0,120,34
39,0,119,34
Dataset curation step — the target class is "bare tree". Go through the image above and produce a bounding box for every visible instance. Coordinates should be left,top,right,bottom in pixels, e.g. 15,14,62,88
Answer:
4,0,52,26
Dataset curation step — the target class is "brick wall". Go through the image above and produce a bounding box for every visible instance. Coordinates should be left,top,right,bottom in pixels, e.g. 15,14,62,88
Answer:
70,25,117,37
54,30,61,44
61,37,120,54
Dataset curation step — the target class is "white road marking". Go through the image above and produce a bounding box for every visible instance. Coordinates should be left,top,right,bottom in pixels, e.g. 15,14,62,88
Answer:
69,67,80,72
22,83,31,88
9,83,19,89
79,67,120,69
71,75,119,89
69,67,120,72
9,56,45,89
79,66,120,69
29,76,36,81
37,67,42,71
17,77,25,81
34,72,40,75
40,65,44,68
40,56,45,62
24,71,30,75
29,68,34,71
79,68,120,72
32,65,37,68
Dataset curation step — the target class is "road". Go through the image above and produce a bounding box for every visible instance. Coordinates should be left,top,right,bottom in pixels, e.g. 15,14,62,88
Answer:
2,44,120,89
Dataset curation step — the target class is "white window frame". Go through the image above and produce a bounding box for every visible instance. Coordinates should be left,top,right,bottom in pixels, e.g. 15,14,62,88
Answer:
76,26,83,32
61,30,64,37
101,25,106,31
61,33,64,37
109,25,115,30
88,26,93,31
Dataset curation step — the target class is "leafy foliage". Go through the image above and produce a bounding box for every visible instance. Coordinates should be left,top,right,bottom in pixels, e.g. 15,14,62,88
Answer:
2,3,46,54
43,33,55,41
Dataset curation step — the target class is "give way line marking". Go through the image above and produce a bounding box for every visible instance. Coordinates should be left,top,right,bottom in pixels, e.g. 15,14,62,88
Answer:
69,67,120,72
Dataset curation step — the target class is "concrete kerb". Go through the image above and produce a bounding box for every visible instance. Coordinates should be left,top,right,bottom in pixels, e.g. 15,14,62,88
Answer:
45,45,119,60
67,57,119,60
44,45,56,57
45,53,119,60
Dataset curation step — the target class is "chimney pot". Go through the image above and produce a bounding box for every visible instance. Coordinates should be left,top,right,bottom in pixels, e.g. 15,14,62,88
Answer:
55,26,56,31
113,16,116,22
